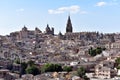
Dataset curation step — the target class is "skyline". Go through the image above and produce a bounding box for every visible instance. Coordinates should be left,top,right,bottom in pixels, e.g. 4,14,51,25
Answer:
0,0,120,35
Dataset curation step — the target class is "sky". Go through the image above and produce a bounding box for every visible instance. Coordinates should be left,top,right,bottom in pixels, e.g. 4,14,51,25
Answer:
0,0,120,35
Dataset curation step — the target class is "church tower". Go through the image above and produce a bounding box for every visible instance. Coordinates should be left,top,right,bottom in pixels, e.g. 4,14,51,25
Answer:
45,24,54,35
66,16,73,33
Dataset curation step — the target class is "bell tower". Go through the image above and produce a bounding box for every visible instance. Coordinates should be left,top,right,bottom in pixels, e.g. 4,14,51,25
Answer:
66,16,73,33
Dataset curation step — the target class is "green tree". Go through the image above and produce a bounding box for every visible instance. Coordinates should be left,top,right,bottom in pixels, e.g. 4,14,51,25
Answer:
63,66,72,72
96,47,102,54
54,64,63,72
115,57,120,64
115,57,120,68
41,63,62,73
77,67,86,78
88,47,105,56
117,66,120,69
26,65,40,75
15,58,20,64
21,62,28,74
27,60,34,66
88,48,96,56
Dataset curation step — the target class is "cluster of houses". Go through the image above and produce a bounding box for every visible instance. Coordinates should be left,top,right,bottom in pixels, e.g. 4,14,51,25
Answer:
1,16,120,80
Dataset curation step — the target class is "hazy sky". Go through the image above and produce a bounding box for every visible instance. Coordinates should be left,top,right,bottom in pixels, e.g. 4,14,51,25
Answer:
0,0,120,35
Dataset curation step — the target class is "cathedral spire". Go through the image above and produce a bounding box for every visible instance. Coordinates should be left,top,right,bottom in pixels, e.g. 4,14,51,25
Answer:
66,15,73,33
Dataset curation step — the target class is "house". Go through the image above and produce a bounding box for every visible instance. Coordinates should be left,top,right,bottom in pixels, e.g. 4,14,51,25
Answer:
72,76,80,80
22,74,34,80
0,69,18,80
94,63,116,79
70,61,79,66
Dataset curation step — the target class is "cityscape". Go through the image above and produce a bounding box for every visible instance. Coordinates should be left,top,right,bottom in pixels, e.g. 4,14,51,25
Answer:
0,0,120,80
0,15,120,80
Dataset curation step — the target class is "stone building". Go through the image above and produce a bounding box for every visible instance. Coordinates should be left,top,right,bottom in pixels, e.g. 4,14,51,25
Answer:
94,60,116,79
45,24,54,35
35,27,42,35
105,41,120,49
19,26,28,39
10,26,43,41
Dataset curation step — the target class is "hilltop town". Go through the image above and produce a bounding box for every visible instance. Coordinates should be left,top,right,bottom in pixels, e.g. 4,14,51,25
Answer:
1,16,120,80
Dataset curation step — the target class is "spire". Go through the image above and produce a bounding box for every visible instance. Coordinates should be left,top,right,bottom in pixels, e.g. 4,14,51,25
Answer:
66,15,73,33
47,24,49,27
22,25,27,31
68,15,71,23
58,31,62,36
46,24,50,31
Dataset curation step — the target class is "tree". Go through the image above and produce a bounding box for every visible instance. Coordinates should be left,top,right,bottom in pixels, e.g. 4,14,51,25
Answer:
21,62,28,74
15,58,20,64
41,63,54,73
41,63,62,73
54,64,63,72
27,60,35,66
88,47,96,56
96,47,103,54
26,65,40,75
115,57,120,64
117,66,120,69
115,57,120,68
77,67,86,78
63,66,72,72
88,47,105,56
